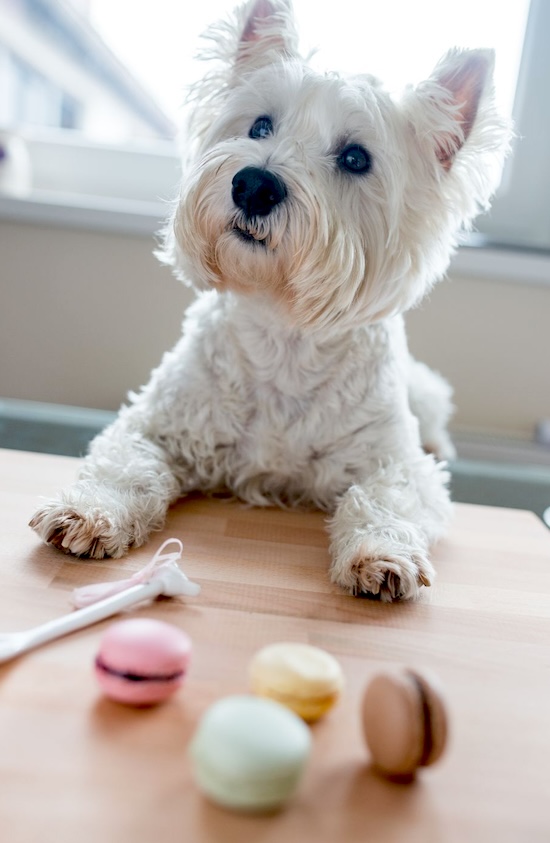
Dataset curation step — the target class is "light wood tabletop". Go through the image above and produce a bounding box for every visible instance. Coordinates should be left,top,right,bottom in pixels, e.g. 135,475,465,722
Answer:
1,448,549,843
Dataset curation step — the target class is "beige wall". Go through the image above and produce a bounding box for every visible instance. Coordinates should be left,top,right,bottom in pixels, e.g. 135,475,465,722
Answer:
1,218,549,438
406,275,550,438
0,220,192,410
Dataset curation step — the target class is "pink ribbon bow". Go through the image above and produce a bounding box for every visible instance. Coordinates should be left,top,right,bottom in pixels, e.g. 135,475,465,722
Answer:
71,538,201,609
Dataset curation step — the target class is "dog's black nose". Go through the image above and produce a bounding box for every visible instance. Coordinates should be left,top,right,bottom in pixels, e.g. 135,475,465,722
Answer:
231,166,287,217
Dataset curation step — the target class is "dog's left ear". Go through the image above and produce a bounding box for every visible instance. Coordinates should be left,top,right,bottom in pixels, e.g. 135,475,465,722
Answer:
236,0,300,70
410,49,497,171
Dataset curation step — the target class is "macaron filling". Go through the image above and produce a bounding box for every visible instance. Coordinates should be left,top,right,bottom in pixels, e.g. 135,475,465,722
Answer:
407,671,434,767
95,655,185,684
256,686,338,716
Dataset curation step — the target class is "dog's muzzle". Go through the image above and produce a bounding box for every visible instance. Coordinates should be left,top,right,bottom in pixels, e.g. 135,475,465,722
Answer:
231,167,287,218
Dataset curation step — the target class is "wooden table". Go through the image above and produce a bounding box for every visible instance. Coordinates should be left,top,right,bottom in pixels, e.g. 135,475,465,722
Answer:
1,448,549,843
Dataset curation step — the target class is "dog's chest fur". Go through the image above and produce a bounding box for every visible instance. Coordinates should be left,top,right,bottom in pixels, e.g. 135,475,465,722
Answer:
141,292,414,508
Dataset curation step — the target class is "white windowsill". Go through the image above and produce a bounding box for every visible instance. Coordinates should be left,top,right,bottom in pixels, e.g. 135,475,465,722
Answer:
1,190,549,284
0,191,169,236
450,241,550,286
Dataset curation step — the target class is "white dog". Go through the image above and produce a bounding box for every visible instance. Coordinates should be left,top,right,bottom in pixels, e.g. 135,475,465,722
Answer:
30,0,509,600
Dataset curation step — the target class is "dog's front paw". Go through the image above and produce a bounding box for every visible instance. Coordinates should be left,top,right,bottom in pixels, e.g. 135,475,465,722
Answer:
330,543,434,602
29,492,132,559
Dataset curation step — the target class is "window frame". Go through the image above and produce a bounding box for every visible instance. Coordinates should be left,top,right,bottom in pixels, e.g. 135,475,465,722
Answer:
475,0,550,252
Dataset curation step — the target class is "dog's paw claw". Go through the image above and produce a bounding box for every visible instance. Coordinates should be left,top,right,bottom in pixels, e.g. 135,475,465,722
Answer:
333,548,435,602
417,571,432,588
29,502,128,559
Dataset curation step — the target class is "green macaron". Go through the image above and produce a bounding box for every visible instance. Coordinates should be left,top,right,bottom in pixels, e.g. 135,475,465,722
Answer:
189,695,312,812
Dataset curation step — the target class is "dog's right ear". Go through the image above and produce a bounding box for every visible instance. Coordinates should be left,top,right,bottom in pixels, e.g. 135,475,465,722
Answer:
235,0,299,71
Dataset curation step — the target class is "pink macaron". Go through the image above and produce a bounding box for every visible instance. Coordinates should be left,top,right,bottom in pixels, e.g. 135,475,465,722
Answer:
94,618,192,706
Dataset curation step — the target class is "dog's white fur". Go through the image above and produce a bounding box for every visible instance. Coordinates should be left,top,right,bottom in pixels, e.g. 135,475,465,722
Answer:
30,0,509,600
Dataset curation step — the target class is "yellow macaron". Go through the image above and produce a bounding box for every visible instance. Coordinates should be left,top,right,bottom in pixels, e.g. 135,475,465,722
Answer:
249,642,344,722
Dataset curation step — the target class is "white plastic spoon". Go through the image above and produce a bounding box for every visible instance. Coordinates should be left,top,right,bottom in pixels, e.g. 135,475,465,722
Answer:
0,539,200,664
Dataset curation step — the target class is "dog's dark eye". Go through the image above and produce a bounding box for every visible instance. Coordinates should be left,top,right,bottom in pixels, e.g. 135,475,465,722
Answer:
337,144,372,175
249,116,274,139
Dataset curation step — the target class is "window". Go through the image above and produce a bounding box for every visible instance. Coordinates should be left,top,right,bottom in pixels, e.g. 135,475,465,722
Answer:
89,0,530,139
0,0,547,257
476,0,550,251
0,0,175,142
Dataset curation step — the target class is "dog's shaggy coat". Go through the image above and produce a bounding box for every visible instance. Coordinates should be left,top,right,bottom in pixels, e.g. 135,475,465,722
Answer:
30,0,509,600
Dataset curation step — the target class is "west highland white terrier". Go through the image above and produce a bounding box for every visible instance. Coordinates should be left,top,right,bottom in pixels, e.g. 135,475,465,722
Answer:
30,0,509,600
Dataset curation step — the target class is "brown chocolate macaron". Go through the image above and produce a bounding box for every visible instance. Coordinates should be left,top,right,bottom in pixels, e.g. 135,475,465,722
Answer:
361,668,449,779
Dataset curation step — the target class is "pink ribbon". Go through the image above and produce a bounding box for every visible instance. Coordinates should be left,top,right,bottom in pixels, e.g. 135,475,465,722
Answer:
71,538,192,609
